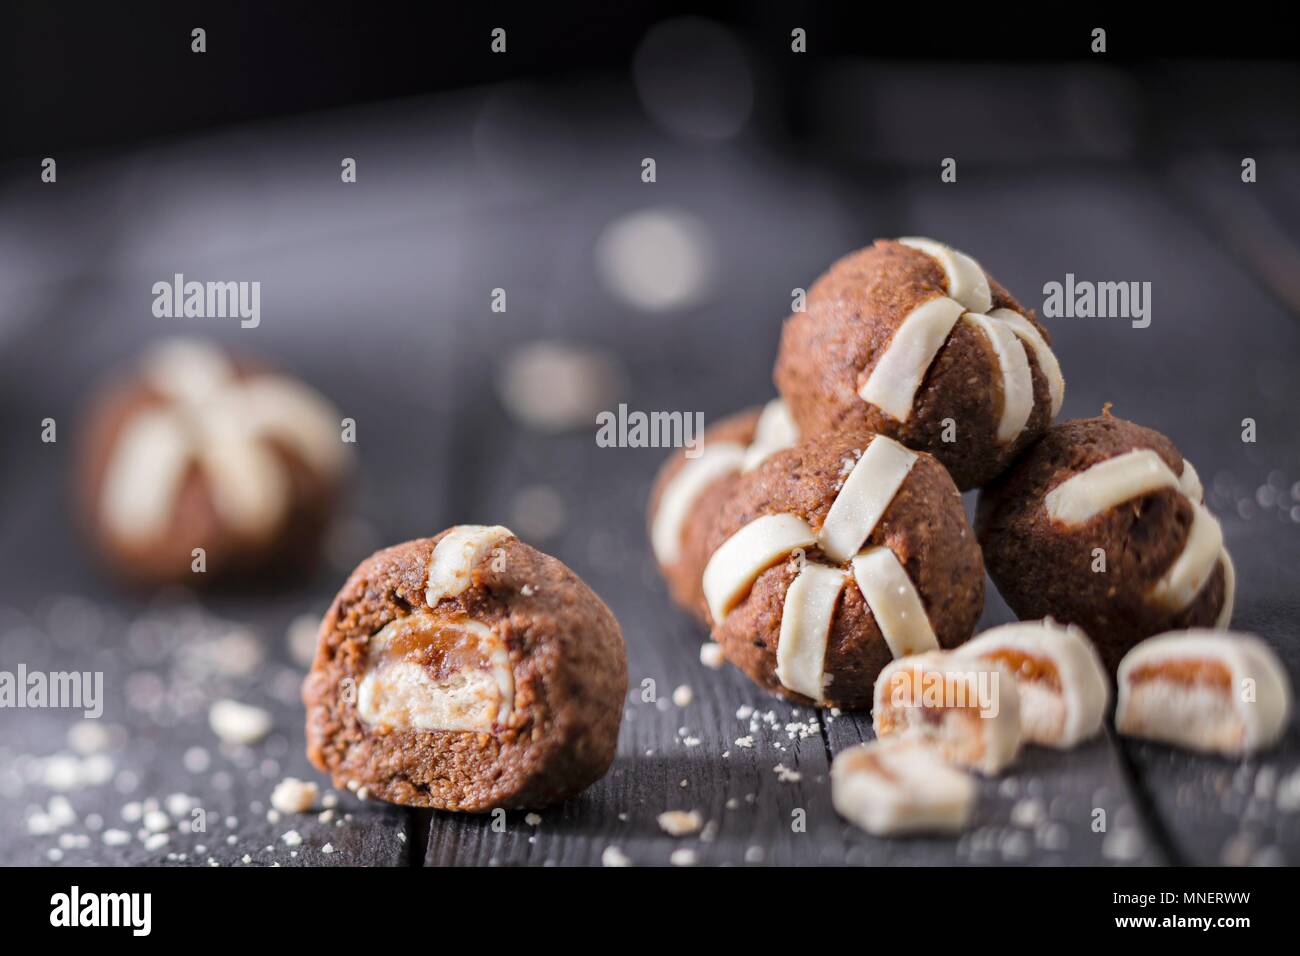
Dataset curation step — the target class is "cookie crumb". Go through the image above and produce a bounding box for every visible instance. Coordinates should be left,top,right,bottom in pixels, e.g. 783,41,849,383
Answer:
270,778,319,815
601,845,632,867
657,809,703,836
699,642,725,669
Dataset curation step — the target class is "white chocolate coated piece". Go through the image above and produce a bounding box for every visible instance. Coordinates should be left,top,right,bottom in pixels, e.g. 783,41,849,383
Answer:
956,619,1109,749
1148,501,1224,612
897,237,993,314
851,547,939,659
857,295,963,423
962,312,1034,444
650,441,746,565
356,613,513,733
425,525,514,607
1117,629,1292,755
1044,449,1179,526
831,738,974,836
873,651,1022,775
742,399,800,473
817,435,917,563
702,514,816,624
775,563,846,701
987,308,1065,419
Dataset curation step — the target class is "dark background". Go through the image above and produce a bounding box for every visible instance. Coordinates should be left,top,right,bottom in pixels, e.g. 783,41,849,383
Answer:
1,2,1298,869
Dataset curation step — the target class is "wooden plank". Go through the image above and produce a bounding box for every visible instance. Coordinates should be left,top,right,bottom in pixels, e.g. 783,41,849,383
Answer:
2,87,1298,868
0,591,411,867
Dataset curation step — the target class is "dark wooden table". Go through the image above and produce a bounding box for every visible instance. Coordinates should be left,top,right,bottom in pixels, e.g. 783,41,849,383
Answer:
2,65,1298,866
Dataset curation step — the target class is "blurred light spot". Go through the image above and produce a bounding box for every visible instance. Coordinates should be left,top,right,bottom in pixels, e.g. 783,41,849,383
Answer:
595,207,716,312
634,17,753,141
510,485,568,542
497,342,624,432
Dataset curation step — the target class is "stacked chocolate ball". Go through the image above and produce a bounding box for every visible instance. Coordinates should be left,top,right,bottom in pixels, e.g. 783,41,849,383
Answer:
649,237,1240,709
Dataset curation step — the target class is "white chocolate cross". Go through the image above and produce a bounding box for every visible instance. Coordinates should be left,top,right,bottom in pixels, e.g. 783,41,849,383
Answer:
851,547,938,659
1044,449,1234,621
100,339,345,543
898,237,992,313
651,399,799,567
775,562,846,700
651,442,747,565
857,238,1064,445
702,434,939,701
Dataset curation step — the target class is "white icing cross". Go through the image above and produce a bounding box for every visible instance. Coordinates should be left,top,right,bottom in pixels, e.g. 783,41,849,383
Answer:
1044,449,1234,625
703,434,940,702
857,238,1064,444
651,399,798,566
100,339,345,543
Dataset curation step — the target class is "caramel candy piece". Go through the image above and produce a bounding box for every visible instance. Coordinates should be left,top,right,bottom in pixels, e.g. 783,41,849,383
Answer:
831,738,974,836
1116,629,1292,755
872,650,1022,775
956,619,1109,749
305,530,627,811
356,611,513,734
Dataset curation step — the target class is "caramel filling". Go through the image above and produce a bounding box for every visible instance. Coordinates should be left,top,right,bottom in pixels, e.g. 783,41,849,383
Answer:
982,649,1061,692
377,618,494,677
1129,658,1231,691
839,748,898,784
356,610,513,734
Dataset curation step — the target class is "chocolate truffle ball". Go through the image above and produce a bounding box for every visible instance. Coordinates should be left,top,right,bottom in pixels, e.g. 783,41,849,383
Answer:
976,415,1235,671
79,338,348,586
774,237,1065,490
304,525,627,811
647,398,798,626
700,428,984,709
